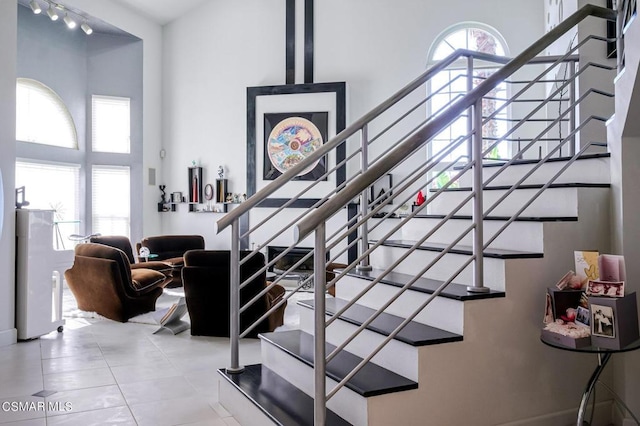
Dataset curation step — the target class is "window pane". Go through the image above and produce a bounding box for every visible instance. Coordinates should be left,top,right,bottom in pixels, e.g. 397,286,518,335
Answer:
92,95,131,154
16,79,78,148
429,26,509,163
92,166,130,237
15,161,80,249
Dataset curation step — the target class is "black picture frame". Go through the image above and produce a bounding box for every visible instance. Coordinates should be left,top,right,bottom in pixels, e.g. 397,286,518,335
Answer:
247,82,346,208
369,173,393,207
263,111,329,181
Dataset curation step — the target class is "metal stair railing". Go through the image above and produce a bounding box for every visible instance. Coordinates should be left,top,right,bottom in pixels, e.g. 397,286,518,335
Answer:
296,6,615,424
217,5,616,425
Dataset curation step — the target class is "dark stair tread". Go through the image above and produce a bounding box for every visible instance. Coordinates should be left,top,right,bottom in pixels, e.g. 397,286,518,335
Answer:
410,214,577,222
453,152,610,169
342,268,505,301
429,182,610,192
219,364,350,426
260,329,417,397
298,297,462,346
376,239,543,259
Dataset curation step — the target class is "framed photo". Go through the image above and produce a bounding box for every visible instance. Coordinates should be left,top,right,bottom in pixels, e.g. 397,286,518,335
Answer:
591,304,615,338
587,280,625,297
247,82,346,208
575,306,590,327
370,174,393,207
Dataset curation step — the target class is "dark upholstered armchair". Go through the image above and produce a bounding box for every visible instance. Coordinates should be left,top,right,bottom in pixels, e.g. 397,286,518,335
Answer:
182,250,287,337
64,243,167,322
138,235,205,287
90,235,175,278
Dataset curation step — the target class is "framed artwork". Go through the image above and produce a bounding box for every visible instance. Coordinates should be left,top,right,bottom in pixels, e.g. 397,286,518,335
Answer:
369,174,393,207
263,112,328,181
247,82,346,208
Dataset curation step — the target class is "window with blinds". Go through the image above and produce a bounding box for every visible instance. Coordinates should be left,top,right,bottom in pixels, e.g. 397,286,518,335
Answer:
15,161,81,247
92,165,131,237
92,95,131,153
16,78,78,148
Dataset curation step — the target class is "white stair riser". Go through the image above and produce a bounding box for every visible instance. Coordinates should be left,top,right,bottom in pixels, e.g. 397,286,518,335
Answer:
456,157,610,187
369,245,507,290
336,276,465,335
427,187,582,216
399,217,544,252
218,374,275,426
260,339,368,426
298,302,419,381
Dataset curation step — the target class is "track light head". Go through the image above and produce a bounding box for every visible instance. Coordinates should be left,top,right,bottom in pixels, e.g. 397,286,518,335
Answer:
29,0,41,14
46,4,59,21
63,13,76,29
81,22,93,35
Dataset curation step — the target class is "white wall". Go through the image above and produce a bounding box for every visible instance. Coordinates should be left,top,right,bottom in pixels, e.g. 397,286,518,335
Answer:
162,0,545,250
0,1,18,346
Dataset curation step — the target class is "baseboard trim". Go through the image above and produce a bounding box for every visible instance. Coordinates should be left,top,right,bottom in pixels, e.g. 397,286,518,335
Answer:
497,400,613,426
0,328,17,347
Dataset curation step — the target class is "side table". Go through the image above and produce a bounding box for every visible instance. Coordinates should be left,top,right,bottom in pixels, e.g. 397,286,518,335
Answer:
540,334,640,425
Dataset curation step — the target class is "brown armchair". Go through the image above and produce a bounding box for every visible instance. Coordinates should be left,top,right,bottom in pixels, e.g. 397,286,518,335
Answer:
182,250,286,337
90,235,175,279
64,243,167,322
138,235,205,287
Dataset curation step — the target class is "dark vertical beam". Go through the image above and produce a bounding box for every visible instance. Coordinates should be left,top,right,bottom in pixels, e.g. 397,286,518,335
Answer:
304,0,314,83
285,0,296,84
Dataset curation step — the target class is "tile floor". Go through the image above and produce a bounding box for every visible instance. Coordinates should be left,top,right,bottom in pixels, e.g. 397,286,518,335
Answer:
0,288,303,426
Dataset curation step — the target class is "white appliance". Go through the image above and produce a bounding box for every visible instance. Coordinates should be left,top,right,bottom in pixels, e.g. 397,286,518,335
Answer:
15,209,65,340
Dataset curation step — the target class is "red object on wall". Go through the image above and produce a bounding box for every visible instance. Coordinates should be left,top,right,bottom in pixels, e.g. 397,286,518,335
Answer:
415,190,425,206
192,174,198,203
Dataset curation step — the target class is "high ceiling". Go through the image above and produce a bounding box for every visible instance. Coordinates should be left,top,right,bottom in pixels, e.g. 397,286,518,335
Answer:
112,0,210,25
17,0,211,37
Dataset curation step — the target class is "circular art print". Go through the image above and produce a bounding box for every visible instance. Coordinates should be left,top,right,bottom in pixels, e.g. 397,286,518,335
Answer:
267,117,324,176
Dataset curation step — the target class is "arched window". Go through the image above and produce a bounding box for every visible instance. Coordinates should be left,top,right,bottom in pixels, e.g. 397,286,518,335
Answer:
427,24,509,173
16,78,78,149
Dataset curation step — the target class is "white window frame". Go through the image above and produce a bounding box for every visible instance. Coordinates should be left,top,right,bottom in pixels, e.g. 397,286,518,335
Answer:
16,78,78,149
91,95,131,154
426,23,511,182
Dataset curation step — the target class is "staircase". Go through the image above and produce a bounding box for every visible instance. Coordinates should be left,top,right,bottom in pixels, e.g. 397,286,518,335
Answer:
215,5,625,426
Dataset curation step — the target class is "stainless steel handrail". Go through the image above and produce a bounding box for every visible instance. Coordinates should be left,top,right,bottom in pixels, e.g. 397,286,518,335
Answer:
293,5,615,242
216,46,591,235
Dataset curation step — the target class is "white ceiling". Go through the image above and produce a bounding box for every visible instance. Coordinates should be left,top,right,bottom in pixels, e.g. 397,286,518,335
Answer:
112,0,211,25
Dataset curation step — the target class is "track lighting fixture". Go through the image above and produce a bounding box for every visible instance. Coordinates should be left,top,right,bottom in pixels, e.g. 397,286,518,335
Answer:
30,1,93,35
46,4,58,21
63,13,76,29
81,22,92,35
29,0,41,14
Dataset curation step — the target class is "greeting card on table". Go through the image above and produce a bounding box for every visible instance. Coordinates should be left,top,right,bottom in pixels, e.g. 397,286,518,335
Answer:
574,251,599,289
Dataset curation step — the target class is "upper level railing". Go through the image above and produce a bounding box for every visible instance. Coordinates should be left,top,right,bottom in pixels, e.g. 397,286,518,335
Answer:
217,5,617,425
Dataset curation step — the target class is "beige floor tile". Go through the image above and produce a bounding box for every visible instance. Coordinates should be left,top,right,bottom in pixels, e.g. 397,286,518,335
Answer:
42,353,108,375
45,406,136,426
0,376,44,400
119,376,197,405
0,396,46,424
130,396,222,426
0,418,46,426
110,361,181,385
45,385,126,416
43,368,115,392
